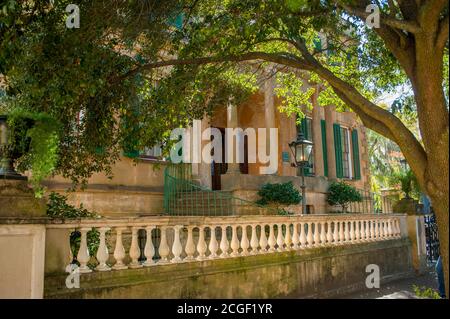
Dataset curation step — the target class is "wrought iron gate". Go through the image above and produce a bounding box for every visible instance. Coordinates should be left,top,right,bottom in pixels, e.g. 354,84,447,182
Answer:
424,214,440,264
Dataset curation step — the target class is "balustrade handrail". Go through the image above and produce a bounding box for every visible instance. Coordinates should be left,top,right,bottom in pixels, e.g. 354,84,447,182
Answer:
45,213,406,274
45,213,406,229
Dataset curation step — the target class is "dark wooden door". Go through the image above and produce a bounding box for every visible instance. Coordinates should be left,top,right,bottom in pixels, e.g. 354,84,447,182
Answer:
211,128,249,190
211,127,226,190
239,135,249,174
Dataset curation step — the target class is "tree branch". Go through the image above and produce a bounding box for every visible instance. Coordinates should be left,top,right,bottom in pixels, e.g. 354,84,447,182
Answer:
336,0,417,78
115,51,312,82
291,38,428,186
419,0,448,29
436,14,449,53
338,2,422,33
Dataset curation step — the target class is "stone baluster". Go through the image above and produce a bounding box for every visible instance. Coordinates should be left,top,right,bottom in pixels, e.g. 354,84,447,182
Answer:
349,221,355,243
299,222,307,249
292,223,299,249
339,221,345,244
394,219,401,238
375,220,381,240
388,219,394,238
364,221,370,242
240,225,250,256
313,222,320,247
230,225,240,256
184,226,196,261
77,227,92,273
391,219,396,238
171,225,183,263
220,226,230,258
284,224,292,250
95,227,111,271
250,224,259,254
306,222,313,248
196,226,207,260
259,225,268,253
208,226,219,259
320,222,326,246
268,224,276,252
158,226,170,264
276,224,285,251
344,221,350,243
112,227,128,270
332,221,339,245
129,227,143,268
143,226,156,267
354,221,361,242
384,220,389,239
371,220,376,241
326,222,333,245
379,221,385,239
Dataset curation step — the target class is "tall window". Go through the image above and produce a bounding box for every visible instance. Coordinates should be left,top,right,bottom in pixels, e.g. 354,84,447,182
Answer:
340,127,352,179
140,144,164,160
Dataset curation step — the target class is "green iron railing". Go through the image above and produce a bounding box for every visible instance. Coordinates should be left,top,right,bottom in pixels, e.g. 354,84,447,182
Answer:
163,164,278,216
163,164,393,216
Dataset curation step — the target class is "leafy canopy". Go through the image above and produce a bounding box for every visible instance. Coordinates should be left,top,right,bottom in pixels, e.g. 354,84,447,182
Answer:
0,0,257,188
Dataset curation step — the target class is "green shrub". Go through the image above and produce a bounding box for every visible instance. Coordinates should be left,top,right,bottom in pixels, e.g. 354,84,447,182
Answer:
392,169,420,199
327,181,362,213
412,285,441,299
5,108,60,197
256,181,302,215
46,192,101,261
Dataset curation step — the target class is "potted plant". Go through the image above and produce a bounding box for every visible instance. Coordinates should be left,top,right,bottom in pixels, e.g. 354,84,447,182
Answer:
256,181,302,215
0,114,33,179
0,109,60,197
327,181,363,213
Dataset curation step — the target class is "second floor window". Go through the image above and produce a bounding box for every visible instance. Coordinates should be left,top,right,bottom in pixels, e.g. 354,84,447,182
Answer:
141,144,164,159
340,127,352,179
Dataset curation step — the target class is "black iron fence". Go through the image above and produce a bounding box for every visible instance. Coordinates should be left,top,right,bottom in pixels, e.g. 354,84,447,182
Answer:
424,214,440,264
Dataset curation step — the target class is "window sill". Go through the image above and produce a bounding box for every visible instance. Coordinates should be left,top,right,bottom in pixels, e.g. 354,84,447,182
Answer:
136,156,169,164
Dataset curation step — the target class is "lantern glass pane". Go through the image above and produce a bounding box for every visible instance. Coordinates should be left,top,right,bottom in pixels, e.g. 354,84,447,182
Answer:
304,144,313,161
295,144,303,162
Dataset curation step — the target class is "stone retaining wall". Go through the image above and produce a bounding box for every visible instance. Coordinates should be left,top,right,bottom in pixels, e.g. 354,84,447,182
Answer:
44,238,412,299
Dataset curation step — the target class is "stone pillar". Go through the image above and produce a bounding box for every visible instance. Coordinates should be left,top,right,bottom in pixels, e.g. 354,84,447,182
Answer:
191,118,202,184
325,105,336,179
226,100,241,175
264,76,277,175
406,214,428,274
0,179,47,298
394,198,428,274
311,89,324,177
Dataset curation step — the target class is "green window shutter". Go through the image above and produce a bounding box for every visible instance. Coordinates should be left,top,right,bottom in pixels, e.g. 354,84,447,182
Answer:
321,120,328,177
352,129,361,180
300,117,308,138
333,123,343,178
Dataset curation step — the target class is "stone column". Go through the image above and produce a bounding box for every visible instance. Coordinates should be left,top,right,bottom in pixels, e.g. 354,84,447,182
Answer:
311,88,324,177
325,105,337,179
0,179,46,298
190,121,200,179
394,198,428,274
226,100,241,175
264,76,277,175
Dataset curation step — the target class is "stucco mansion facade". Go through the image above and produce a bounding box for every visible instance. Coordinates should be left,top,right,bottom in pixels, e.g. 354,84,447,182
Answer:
45,76,371,217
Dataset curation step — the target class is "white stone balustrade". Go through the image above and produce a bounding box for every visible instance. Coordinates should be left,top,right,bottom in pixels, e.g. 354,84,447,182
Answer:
45,214,405,274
